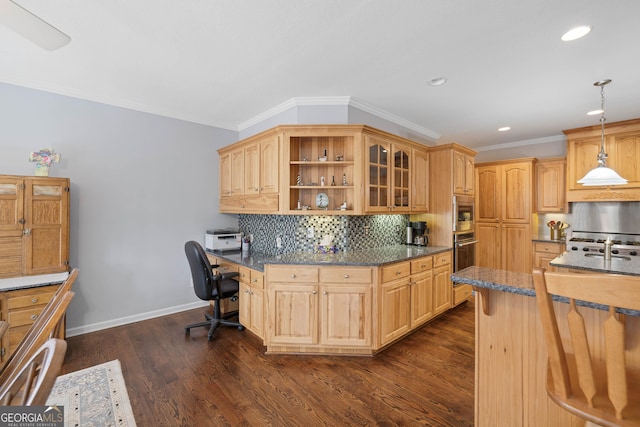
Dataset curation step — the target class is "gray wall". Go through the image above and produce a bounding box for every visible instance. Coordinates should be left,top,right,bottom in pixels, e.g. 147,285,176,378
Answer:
0,83,238,336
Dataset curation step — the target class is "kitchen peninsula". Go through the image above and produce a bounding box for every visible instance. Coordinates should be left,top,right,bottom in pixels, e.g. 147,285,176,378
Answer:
452,265,640,426
207,244,457,355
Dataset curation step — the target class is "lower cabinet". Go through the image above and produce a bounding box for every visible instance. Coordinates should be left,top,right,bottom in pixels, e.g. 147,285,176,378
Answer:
0,284,62,367
433,252,453,315
532,241,565,271
266,265,372,353
238,266,264,340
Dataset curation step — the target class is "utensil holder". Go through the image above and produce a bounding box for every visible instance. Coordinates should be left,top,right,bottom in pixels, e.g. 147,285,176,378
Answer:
549,228,556,240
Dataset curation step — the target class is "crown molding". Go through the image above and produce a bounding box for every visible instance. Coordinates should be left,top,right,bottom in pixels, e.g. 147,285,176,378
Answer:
475,134,566,152
238,96,441,141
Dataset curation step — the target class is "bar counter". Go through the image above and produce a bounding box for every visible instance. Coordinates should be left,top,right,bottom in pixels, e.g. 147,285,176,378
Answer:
452,266,640,426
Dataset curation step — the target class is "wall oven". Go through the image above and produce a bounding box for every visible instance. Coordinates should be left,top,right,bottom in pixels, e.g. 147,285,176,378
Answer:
453,232,477,272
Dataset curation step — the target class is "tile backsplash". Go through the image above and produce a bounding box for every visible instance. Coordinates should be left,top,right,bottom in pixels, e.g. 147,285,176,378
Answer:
239,214,409,255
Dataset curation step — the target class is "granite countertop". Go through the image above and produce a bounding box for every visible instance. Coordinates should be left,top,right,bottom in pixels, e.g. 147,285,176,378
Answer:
532,236,566,244
451,266,640,317
208,244,452,272
550,251,640,276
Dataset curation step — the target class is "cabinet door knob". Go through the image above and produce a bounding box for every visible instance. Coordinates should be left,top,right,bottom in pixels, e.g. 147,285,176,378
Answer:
244,289,249,293
291,274,296,278
30,314,38,321
312,290,317,295
252,278,258,283
396,271,402,275
31,298,38,303
323,291,327,295
343,274,350,279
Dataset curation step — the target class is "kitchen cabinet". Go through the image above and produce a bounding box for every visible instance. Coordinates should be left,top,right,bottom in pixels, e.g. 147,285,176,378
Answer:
412,148,430,212
266,265,373,352
453,151,475,196
285,126,360,214
428,144,478,248
365,133,414,213
475,159,534,273
218,128,280,213
0,284,61,367
532,241,565,271
432,252,452,315
535,158,566,213
238,266,264,340
0,175,70,279
205,254,240,315
565,118,640,201
379,253,451,346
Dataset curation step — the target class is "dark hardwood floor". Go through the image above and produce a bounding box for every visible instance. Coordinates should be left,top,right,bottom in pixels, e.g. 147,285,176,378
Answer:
62,299,475,426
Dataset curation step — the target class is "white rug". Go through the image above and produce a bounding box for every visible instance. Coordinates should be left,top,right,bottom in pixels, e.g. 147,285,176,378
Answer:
46,359,137,427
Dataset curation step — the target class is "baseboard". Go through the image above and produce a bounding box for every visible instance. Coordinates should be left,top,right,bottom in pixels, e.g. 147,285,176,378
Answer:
66,301,209,337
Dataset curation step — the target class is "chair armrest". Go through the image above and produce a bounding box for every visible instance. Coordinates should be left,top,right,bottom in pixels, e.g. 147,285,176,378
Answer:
219,271,239,280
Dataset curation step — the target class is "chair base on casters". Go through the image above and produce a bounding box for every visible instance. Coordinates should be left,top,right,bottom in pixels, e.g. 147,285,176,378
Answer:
184,309,245,341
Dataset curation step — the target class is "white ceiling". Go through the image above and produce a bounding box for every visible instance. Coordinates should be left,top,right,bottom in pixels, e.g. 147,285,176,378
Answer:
1,0,639,150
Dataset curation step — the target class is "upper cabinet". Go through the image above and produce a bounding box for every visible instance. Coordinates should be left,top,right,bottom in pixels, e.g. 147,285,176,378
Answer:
453,151,475,196
218,129,281,213
565,118,640,202
219,125,431,215
535,158,566,213
0,175,70,278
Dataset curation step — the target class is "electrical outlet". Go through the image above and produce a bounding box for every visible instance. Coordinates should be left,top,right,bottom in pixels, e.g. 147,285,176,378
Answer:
364,226,369,236
307,227,314,238
249,233,254,243
276,236,282,248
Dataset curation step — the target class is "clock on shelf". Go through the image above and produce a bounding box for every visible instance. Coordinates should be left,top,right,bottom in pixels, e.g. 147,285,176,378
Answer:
315,192,329,209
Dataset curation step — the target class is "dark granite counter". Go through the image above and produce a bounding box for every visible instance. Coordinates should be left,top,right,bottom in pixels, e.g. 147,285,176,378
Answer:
532,236,566,244
451,266,640,317
209,244,452,272
550,251,640,276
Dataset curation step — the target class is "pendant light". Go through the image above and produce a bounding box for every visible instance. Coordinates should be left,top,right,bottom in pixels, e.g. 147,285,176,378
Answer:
577,79,628,186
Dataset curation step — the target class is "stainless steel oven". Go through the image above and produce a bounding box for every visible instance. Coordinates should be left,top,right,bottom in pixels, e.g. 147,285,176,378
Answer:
454,232,477,272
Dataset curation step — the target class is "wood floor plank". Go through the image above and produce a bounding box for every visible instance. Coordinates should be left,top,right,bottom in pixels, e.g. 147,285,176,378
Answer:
61,299,475,426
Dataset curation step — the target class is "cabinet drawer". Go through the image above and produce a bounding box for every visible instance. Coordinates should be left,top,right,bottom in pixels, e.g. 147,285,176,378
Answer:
250,270,264,289
454,284,473,305
268,266,318,283
410,257,432,274
533,242,564,254
7,290,57,310
381,262,411,283
238,266,251,284
433,252,452,268
7,306,45,328
319,267,372,284
216,262,239,275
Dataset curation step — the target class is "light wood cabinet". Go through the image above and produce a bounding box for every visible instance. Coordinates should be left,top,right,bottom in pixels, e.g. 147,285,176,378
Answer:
285,126,360,214
535,158,566,213
428,144,478,248
0,284,61,366
0,175,70,279
379,262,411,345
266,265,372,352
475,159,534,273
453,151,475,195
565,118,640,201
532,241,565,272
411,148,430,212
432,254,452,315
238,266,264,340
218,128,280,213
409,257,434,327
365,134,414,213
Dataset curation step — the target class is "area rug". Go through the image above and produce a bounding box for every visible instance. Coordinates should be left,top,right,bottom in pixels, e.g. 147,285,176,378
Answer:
46,359,137,427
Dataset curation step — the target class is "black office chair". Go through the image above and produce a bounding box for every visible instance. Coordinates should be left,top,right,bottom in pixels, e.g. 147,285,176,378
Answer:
184,241,244,341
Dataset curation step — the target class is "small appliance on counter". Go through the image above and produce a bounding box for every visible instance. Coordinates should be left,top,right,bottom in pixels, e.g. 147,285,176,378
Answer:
205,229,242,252
410,221,429,246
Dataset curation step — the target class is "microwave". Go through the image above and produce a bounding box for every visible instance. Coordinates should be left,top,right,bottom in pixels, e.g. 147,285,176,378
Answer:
453,195,474,232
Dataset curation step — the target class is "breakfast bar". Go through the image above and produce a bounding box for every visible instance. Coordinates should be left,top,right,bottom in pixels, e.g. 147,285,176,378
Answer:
452,265,640,426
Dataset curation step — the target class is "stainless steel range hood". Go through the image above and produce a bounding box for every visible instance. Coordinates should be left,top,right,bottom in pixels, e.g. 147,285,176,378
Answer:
571,202,640,234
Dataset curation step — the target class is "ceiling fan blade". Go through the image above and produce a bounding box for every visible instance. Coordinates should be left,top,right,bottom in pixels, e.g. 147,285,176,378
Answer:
0,0,70,50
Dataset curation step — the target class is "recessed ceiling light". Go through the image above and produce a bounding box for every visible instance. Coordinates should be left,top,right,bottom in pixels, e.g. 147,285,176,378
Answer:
587,109,603,116
561,25,592,41
498,127,511,132
428,77,447,87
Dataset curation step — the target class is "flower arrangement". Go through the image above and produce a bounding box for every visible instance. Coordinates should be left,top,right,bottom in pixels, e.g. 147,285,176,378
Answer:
29,148,61,176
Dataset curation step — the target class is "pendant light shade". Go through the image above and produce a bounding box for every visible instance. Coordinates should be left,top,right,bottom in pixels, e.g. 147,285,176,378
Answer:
577,79,628,186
